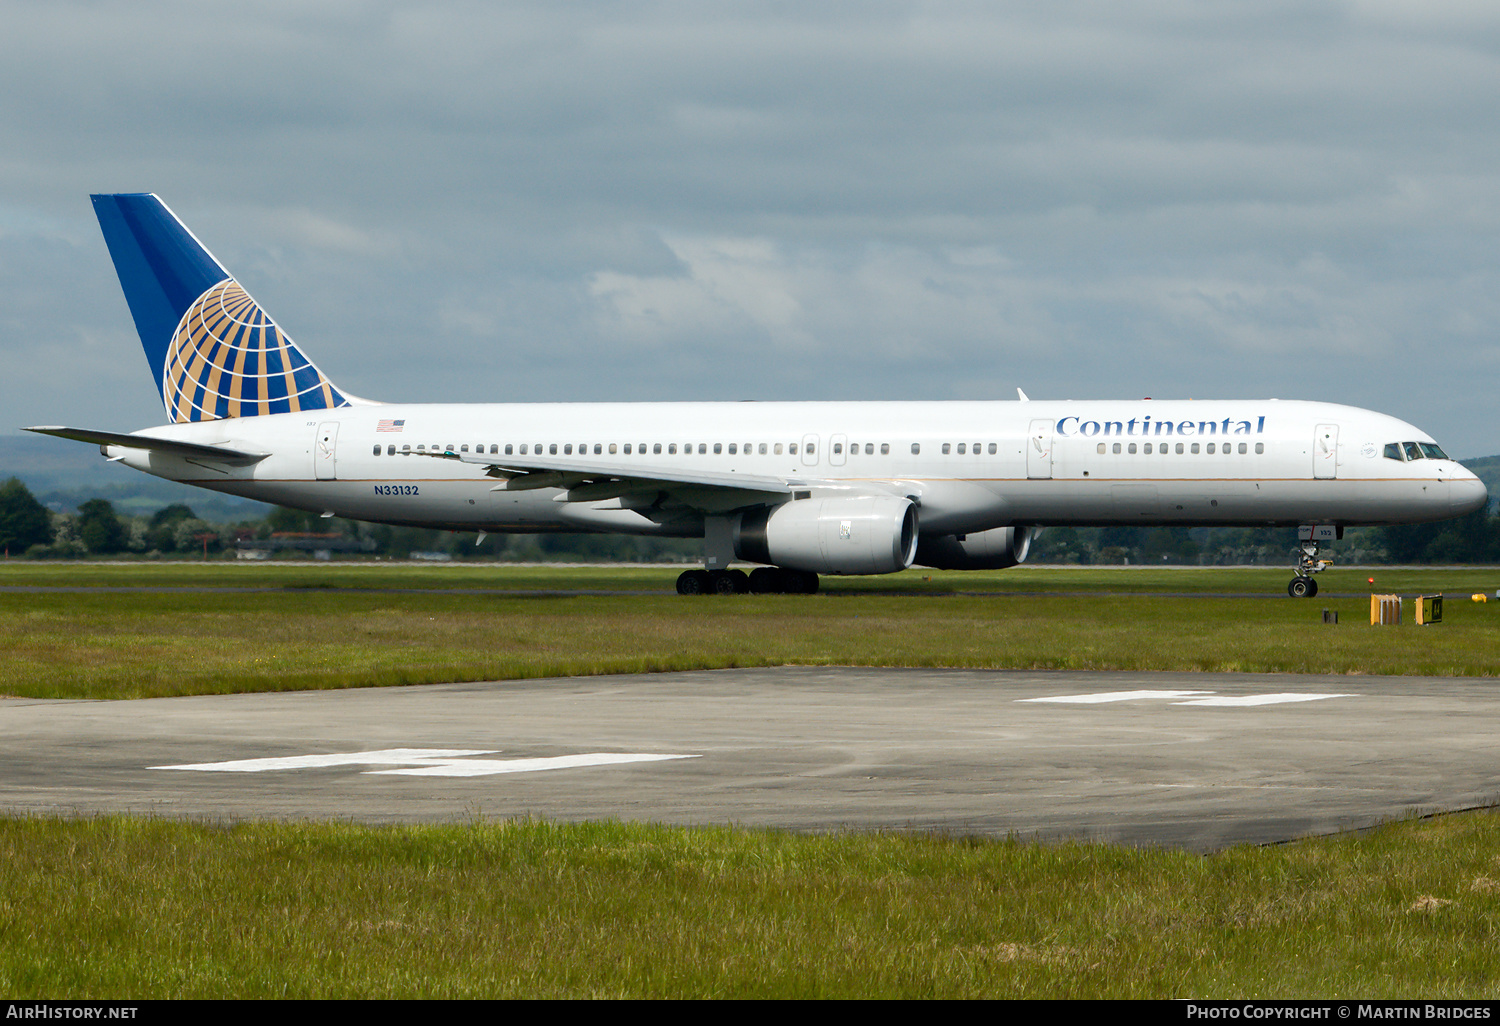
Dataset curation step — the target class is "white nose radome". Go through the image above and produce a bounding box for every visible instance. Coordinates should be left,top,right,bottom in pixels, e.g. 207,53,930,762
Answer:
1450,474,1489,517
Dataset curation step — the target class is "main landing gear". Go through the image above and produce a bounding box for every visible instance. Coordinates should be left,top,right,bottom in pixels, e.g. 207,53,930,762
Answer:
1288,525,1338,598
675,567,819,595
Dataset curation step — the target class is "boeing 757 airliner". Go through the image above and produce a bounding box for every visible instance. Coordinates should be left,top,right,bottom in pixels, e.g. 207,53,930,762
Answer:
26,194,1488,596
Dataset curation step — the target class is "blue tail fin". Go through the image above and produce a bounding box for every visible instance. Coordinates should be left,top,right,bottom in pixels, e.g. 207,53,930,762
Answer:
91,193,356,423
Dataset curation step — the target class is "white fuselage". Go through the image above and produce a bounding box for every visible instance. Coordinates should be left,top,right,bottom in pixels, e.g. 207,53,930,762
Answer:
105,398,1485,538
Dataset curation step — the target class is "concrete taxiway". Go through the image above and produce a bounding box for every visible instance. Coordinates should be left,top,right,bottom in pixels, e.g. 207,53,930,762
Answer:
3,667,1498,851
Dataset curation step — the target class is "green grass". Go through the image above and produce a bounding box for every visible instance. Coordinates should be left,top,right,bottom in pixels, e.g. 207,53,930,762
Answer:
3,564,1500,699
4,810,1500,998
7,563,1500,997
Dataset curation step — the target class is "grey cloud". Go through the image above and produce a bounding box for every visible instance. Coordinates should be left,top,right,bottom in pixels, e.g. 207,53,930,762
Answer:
1,2,1499,452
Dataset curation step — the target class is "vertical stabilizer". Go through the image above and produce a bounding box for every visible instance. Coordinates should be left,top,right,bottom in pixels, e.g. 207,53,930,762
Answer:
91,193,358,422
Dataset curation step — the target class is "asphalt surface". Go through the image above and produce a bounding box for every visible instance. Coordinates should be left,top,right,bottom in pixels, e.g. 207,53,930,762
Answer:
4,666,1498,851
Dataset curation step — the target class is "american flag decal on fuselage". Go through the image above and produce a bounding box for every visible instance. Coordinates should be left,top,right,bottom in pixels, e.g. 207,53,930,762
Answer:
377,419,406,432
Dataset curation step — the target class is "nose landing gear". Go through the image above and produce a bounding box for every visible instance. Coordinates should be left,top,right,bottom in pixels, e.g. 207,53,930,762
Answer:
1288,525,1340,598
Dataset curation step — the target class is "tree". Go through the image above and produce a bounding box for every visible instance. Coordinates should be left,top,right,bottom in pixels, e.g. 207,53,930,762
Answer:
76,498,127,554
146,503,197,552
0,478,52,554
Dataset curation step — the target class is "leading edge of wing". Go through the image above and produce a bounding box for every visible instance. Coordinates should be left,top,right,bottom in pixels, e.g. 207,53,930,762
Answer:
407,449,797,496
23,426,270,465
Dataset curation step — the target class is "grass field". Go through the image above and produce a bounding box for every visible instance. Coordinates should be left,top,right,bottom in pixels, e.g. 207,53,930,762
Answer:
3,563,1500,699
5,810,1500,998
7,562,1500,998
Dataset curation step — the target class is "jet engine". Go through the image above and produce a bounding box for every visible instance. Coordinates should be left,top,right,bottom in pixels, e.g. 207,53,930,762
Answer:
915,525,1038,570
736,495,918,575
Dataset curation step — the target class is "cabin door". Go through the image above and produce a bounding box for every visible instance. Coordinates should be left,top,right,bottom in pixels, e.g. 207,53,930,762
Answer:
1026,419,1053,480
315,422,339,481
1313,424,1338,480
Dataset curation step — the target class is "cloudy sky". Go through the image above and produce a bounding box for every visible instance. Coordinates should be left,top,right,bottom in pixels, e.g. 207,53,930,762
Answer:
4,1,1500,454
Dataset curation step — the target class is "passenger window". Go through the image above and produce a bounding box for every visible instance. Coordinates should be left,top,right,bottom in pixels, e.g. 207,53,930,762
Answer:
790,443,798,455
942,443,951,455
1238,443,1247,454
1190,443,1199,454
867,443,875,455
878,443,887,455
1175,443,1184,454
417,444,425,451
593,444,602,455
956,443,965,455
728,443,736,454
1255,443,1264,454
549,444,557,455
1144,443,1152,454
653,443,662,454
669,443,677,454
1112,443,1121,454
372,444,381,456
461,444,469,452
608,443,617,454
1129,443,1137,454
760,443,768,454
775,443,784,455
402,444,410,452
988,443,996,455
699,443,707,454
807,443,815,454
833,443,843,455
911,443,920,454
1206,443,1215,454
973,442,980,453
1097,443,1105,454
388,445,396,456
623,444,632,454
505,444,513,455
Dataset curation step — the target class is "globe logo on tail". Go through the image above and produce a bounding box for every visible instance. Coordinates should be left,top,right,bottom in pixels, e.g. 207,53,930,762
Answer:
162,278,348,423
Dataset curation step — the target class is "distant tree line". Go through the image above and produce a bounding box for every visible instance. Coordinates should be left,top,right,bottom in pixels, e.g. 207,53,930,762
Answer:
3,475,1498,565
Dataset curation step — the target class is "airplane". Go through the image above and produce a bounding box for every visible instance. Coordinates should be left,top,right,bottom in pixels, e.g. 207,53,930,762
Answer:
25,193,1488,597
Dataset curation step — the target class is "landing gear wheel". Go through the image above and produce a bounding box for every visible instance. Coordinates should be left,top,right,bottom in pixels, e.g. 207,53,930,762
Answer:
784,569,820,594
748,567,780,594
1288,576,1317,598
676,569,711,595
710,569,748,595
745,567,819,594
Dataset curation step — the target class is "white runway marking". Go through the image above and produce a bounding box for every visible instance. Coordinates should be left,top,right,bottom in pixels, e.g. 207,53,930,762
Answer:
1172,693,1356,707
1017,690,1212,704
152,748,698,777
152,749,495,772
371,753,697,777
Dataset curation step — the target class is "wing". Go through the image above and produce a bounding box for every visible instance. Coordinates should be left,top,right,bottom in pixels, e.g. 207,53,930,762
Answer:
406,448,806,513
24,426,270,466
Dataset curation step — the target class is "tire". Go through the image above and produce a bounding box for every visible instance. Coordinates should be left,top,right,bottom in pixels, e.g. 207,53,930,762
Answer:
710,570,746,595
748,567,779,594
1288,576,1313,598
677,569,709,595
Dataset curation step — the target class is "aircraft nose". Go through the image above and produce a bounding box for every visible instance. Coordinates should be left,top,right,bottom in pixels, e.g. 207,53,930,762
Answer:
1451,474,1488,517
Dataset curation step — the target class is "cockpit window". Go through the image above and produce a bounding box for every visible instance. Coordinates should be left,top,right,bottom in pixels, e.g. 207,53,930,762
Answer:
1402,441,1423,461
1418,442,1448,460
1384,443,1404,461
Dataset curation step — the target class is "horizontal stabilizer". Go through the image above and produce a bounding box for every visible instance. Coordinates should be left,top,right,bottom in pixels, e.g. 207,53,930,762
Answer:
24,426,270,465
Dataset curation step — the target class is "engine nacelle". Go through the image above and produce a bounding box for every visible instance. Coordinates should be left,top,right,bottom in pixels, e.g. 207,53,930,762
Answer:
736,496,919,575
915,525,1038,570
